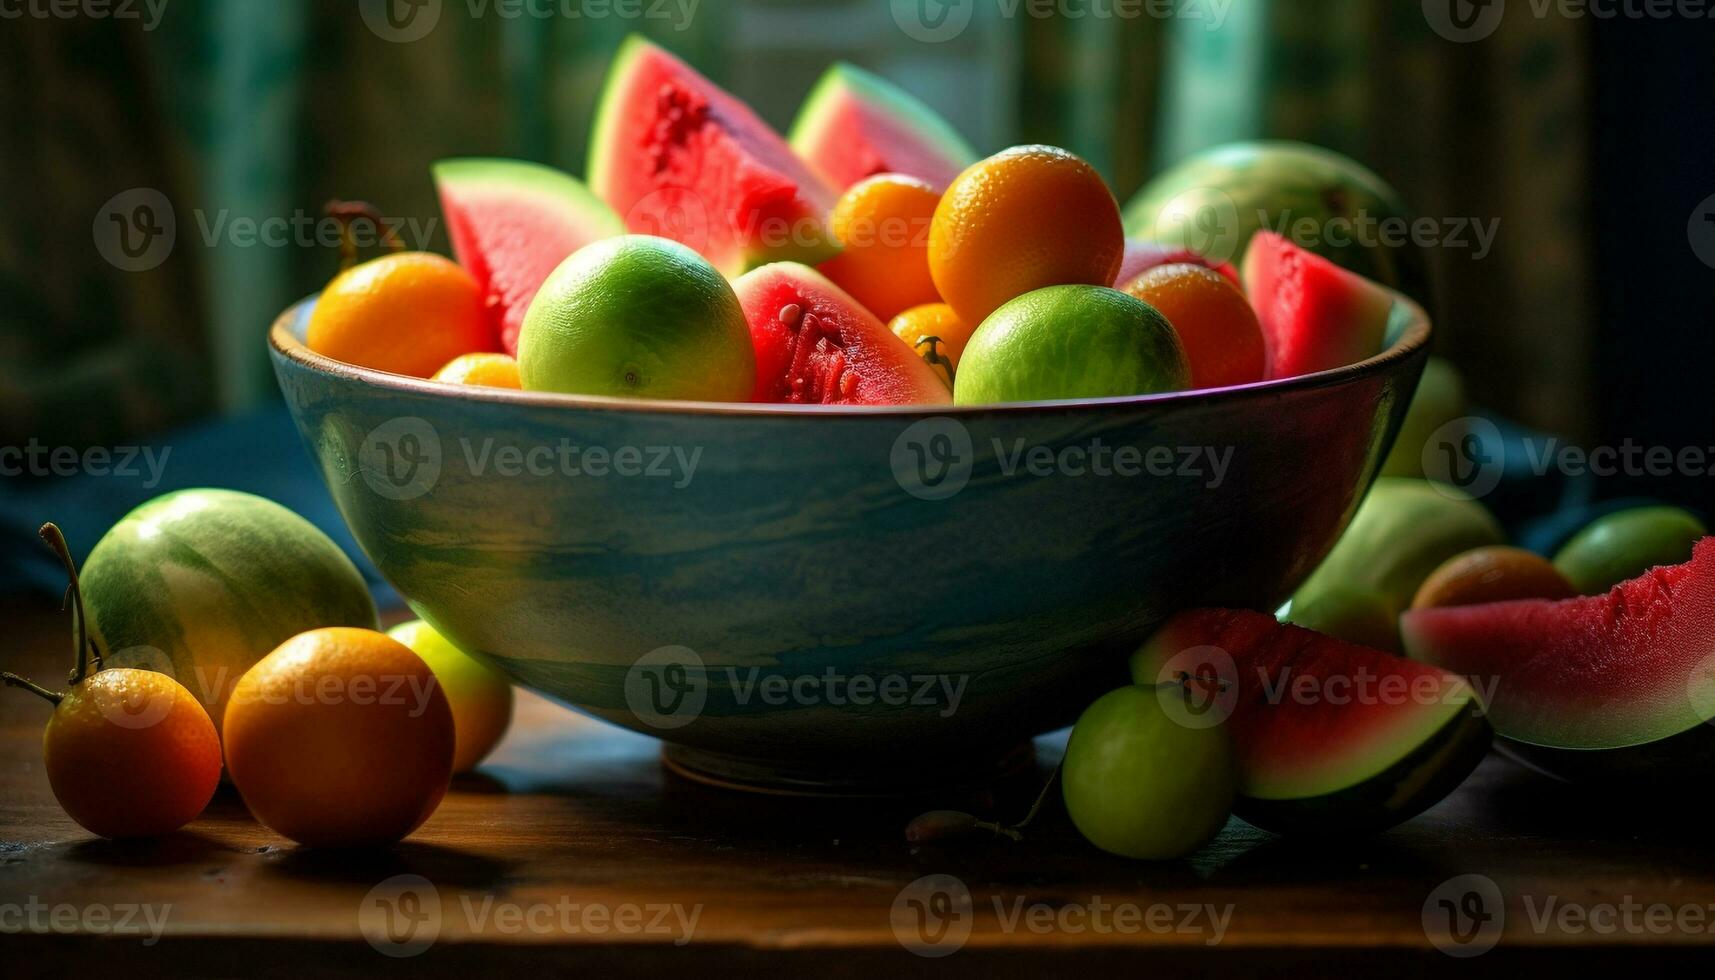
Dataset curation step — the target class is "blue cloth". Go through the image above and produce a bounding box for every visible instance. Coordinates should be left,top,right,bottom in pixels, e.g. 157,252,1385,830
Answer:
0,406,400,609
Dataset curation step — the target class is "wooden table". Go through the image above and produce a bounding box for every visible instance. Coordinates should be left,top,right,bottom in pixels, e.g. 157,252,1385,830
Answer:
3,599,1712,977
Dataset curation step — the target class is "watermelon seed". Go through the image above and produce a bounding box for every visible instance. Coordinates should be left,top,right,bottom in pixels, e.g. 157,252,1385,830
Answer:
778,303,802,327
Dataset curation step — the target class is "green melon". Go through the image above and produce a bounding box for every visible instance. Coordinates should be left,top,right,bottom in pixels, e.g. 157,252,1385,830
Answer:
81,489,379,733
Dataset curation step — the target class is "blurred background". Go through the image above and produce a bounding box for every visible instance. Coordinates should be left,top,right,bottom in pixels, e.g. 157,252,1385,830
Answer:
1,0,1711,580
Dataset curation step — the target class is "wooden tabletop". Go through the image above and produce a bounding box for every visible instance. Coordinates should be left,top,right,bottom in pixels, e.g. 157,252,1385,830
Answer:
3,599,1712,978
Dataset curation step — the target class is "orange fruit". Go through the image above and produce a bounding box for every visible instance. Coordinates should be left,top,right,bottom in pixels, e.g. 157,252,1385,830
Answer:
433,352,522,389
929,145,1124,327
888,303,973,389
223,627,455,847
818,174,942,321
29,669,222,838
307,252,494,377
1412,547,1577,610
1121,264,1266,389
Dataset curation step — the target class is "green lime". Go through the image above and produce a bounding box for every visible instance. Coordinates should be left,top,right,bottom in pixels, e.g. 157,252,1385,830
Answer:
1062,685,1236,860
953,285,1190,406
518,235,756,400
388,620,515,774
1553,506,1707,595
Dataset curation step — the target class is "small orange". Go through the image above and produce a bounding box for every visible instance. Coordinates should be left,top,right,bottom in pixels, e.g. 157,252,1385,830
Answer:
1412,547,1577,610
432,352,522,389
307,252,494,377
888,303,973,389
818,174,943,321
1121,264,1266,389
929,145,1124,327
223,627,455,847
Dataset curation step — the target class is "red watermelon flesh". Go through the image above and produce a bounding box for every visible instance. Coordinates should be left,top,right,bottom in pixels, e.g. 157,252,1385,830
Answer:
434,158,624,355
1403,537,1715,750
1134,608,1480,802
733,263,950,406
589,36,839,276
1114,239,1239,290
789,62,978,193
1242,231,1394,380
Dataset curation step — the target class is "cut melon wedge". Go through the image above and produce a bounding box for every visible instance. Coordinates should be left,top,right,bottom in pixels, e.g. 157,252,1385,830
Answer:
1403,537,1715,752
789,62,978,192
589,36,839,275
1133,608,1490,834
1243,231,1394,380
433,158,624,355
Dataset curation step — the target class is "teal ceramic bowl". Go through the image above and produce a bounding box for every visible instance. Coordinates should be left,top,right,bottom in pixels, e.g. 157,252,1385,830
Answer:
271,300,1430,793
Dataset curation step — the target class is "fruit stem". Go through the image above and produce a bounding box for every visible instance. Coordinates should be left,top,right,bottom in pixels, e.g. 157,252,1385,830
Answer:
325,200,404,272
2,672,64,706
39,523,98,683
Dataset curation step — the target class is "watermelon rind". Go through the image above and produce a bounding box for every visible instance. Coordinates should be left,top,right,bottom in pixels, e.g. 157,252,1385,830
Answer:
434,157,622,236
789,62,978,190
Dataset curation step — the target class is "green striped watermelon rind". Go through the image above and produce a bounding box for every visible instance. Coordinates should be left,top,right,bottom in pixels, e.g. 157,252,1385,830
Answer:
789,62,978,191
1402,537,1715,752
79,489,379,728
1132,608,1491,831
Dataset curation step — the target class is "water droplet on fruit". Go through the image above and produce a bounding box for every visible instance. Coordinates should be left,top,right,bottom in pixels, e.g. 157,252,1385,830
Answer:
778,303,801,327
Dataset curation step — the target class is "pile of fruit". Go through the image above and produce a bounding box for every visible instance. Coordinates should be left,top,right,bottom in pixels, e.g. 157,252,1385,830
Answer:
3,490,514,845
304,38,1414,405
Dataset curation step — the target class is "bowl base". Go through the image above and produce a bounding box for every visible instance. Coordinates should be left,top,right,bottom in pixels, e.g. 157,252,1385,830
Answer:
661,741,1037,798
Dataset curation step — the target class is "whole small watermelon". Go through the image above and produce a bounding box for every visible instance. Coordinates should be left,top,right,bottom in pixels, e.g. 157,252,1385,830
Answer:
1123,140,1434,308
81,489,379,733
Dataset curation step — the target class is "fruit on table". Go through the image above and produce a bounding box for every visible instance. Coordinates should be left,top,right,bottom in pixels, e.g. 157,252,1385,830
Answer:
306,252,494,377
789,61,977,192
929,144,1125,327
1243,231,1394,379
1121,263,1266,389
1123,140,1433,306
1402,538,1715,787
1287,479,1505,648
888,302,974,389
433,158,624,356
1551,505,1708,595
1062,684,1237,859
3,524,220,838
388,620,515,774
1379,356,1466,478
432,352,522,389
80,489,379,735
1133,608,1492,834
223,627,455,847
1411,546,1575,610
1113,238,1239,290
953,285,1189,406
733,262,951,405
519,236,756,401
589,35,839,275
818,174,943,322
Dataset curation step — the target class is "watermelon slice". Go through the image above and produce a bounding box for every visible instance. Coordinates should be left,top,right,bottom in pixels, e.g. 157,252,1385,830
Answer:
1242,231,1395,380
434,158,624,355
1403,538,1715,756
589,36,839,276
732,263,950,406
1133,608,1491,834
789,62,978,192
1113,239,1239,290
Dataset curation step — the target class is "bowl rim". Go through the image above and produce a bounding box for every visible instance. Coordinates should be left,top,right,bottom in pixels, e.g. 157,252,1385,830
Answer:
269,293,1432,418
